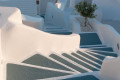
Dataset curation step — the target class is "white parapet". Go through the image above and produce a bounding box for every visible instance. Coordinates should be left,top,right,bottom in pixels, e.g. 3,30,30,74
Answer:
100,56,120,80
22,14,44,30
70,15,81,33
90,19,120,56
0,7,80,62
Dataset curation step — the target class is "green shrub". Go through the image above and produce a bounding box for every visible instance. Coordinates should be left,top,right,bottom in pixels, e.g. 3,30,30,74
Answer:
75,1,97,26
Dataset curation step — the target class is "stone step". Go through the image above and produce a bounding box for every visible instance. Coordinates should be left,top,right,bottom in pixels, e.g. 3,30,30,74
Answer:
71,53,101,68
80,33,102,46
89,51,118,57
62,53,98,71
47,32,72,35
7,63,71,80
81,45,106,48
23,54,71,71
86,52,105,60
77,51,102,65
49,54,88,73
86,47,113,52
63,75,99,80
45,29,68,32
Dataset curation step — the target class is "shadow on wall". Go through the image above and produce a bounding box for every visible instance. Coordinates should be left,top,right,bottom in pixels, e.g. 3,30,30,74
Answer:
93,0,120,21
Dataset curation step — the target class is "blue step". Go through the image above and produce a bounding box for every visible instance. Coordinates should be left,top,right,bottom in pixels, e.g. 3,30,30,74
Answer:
81,45,106,48
87,47,113,52
7,63,70,80
62,53,98,71
71,53,101,68
90,51,118,57
23,54,71,71
63,75,99,80
50,54,88,73
47,32,72,35
80,33,102,46
77,51,102,65
86,52,105,60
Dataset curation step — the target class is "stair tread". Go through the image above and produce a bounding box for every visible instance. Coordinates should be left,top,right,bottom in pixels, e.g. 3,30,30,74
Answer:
90,51,117,57
23,54,71,71
86,47,113,52
50,54,88,73
7,63,70,80
81,45,106,48
47,32,72,35
80,33,102,46
63,75,99,80
77,51,102,65
62,53,98,71
86,52,105,60
71,53,101,68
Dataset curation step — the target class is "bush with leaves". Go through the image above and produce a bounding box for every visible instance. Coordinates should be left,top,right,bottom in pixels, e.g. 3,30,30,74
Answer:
75,1,97,27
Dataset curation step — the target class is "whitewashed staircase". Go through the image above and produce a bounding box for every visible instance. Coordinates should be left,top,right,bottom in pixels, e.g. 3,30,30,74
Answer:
6,33,118,80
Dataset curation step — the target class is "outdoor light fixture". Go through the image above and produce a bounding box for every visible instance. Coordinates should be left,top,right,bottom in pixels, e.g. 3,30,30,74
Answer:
36,0,39,5
36,0,40,15
117,43,119,50
55,0,58,3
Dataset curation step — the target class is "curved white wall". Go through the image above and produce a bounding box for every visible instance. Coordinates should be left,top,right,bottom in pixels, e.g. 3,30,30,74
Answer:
0,7,80,62
39,0,56,15
100,57,120,80
0,0,38,16
90,19,120,55
93,0,120,21
45,2,68,28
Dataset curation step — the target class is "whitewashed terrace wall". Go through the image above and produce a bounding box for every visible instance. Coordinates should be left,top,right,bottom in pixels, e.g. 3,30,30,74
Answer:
90,19,120,56
39,0,56,15
0,0,37,16
0,7,80,62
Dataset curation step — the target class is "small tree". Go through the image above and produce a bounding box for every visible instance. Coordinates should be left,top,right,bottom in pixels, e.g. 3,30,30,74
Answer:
75,1,97,27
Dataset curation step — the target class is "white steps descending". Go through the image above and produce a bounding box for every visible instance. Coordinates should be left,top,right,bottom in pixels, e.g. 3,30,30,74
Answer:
49,54,88,73
22,54,72,72
6,33,118,80
0,0,37,16
44,24,72,35
62,53,99,71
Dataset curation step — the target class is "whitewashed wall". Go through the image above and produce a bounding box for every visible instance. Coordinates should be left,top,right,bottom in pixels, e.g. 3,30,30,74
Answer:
100,57,120,80
90,19,120,56
0,7,80,62
93,0,120,21
0,0,37,16
39,0,56,15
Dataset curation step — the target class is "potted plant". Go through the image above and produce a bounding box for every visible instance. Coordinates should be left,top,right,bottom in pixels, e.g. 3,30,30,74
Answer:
75,1,97,27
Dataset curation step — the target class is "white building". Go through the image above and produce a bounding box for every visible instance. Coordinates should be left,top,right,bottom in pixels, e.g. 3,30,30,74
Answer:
0,0,120,80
